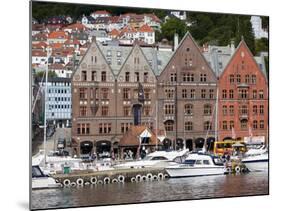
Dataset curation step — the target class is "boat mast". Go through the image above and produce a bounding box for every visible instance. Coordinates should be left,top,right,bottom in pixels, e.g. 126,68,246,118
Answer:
215,86,219,141
43,47,50,166
155,99,158,150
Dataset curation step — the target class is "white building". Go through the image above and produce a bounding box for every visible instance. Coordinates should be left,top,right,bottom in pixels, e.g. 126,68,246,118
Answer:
40,77,72,128
250,16,268,39
90,10,111,19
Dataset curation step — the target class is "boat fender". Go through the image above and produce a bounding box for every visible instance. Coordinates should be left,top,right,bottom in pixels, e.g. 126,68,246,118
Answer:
90,177,97,184
158,173,164,180
118,175,125,183
152,175,158,180
226,167,232,173
146,173,153,180
235,166,241,173
76,178,84,186
141,175,147,181
70,182,76,187
104,177,111,184
164,174,169,179
136,174,142,182
63,179,71,187
112,178,118,183
97,180,103,185
131,177,136,183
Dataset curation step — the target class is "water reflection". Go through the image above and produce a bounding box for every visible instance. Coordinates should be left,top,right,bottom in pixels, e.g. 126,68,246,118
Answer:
32,172,268,210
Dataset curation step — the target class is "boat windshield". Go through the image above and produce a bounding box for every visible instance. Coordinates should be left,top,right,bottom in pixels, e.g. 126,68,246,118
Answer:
32,166,45,177
184,159,196,165
143,156,168,161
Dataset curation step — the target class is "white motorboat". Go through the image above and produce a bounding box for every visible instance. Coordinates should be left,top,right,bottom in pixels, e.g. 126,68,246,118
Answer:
113,149,189,169
242,152,268,172
32,165,61,189
165,153,226,178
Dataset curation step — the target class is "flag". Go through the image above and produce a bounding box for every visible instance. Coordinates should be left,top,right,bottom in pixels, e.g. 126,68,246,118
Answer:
231,127,236,140
248,125,253,137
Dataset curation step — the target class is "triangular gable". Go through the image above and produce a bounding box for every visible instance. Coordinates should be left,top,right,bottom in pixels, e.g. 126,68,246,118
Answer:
159,32,217,81
71,40,115,82
140,128,152,138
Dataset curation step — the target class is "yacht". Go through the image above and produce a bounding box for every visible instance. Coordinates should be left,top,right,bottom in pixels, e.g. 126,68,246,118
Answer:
32,165,61,189
242,149,268,172
113,149,189,169
165,153,226,178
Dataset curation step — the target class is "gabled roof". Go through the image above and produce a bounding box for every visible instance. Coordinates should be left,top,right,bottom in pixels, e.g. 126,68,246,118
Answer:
48,31,69,39
63,23,88,31
32,50,47,57
109,29,120,36
139,24,154,33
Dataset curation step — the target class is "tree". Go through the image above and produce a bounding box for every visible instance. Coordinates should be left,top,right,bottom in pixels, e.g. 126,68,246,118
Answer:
35,70,58,79
160,18,188,42
255,38,269,54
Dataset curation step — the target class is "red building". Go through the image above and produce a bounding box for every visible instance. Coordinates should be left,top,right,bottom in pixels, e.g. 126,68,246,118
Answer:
218,40,268,143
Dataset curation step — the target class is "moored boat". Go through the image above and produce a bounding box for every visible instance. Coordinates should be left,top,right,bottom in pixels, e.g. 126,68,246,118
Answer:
242,152,268,172
32,165,61,189
165,153,226,178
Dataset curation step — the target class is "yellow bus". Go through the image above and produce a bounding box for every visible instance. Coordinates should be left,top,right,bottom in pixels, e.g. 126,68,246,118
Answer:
213,140,246,156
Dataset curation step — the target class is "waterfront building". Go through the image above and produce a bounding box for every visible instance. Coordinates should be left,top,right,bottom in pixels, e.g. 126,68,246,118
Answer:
217,40,268,143
40,77,72,128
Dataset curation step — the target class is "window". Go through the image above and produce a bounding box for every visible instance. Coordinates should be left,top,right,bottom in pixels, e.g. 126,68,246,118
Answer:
229,105,234,115
245,74,250,83
222,90,227,99
229,74,235,84
107,57,112,65
182,89,187,98
164,104,174,115
253,90,257,99
101,88,109,100
253,120,258,129
165,88,174,99
260,105,264,115
200,74,207,82
91,71,97,81
204,104,212,115
170,73,177,82
190,89,195,99
135,72,140,82
184,104,193,115
117,51,121,57
240,105,248,115
144,106,150,116
144,89,150,100
164,120,174,131
222,105,227,116
201,89,206,98
222,121,227,130
144,72,148,83
121,123,132,133
229,90,234,99
203,160,210,165
204,121,212,131
82,71,87,81
236,74,241,83
260,120,264,129
209,89,214,99
101,71,106,82
253,105,258,115
101,106,109,116
252,75,256,84
238,89,248,99
134,57,140,64
123,106,130,116
107,50,111,57
99,123,111,134
77,123,90,135
79,106,87,116
230,121,234,129
259,90,264,99
123,88,130,99
185,121,193,131
240,119,248,130
79,88,87,99
125,72,130,82
117,58,121,65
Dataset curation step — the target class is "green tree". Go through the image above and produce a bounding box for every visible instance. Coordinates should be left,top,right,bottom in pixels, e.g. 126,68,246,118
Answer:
255,38,269,54
160,18,188,42
35,70,58,79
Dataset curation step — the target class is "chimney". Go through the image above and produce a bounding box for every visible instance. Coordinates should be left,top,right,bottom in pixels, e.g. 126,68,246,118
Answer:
230,40,235,55
174,33,179,51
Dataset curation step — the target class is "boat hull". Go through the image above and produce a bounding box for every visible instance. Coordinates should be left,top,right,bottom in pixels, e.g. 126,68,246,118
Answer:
32,177,61,190
242,160,268,172
166,166,225,178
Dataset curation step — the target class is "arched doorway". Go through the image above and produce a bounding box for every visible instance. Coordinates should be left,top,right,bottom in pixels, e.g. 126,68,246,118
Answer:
163,138,172,151
195,137,205,150
176,138,184,150
185,139,193,151
96,140,111,158
206,137,215,152
80,141,93,155
223,136,233,141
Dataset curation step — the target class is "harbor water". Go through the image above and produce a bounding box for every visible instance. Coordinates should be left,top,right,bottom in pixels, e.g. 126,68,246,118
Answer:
31,172,268,210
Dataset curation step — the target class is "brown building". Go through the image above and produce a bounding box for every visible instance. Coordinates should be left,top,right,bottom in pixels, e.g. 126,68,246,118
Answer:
157,33,218,151
217,40,268,143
